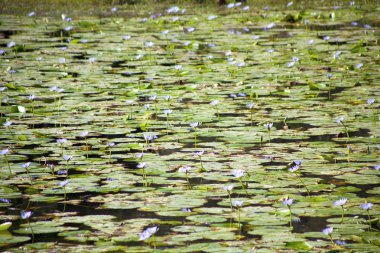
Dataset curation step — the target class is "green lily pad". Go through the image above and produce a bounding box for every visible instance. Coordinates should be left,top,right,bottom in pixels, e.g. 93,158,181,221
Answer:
285,241,313,250
0,222,12,231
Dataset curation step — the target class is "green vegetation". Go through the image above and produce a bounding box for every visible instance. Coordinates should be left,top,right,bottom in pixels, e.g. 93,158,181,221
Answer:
0,0,379,252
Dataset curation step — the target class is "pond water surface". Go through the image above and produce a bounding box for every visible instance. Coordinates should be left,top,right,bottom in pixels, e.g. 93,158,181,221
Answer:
0,1,379,252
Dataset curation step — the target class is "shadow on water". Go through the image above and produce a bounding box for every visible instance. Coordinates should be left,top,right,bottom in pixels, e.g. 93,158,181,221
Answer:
292,216,329,233
0,30,22,39
308,128,371,142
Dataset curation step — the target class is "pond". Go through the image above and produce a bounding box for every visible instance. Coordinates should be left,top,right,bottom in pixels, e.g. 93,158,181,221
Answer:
0,1,379,252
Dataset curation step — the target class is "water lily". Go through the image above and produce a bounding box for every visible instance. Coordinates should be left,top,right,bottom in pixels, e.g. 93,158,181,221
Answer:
223,185,234,192
3,120,12,127
266,23,275,29
264,123,273,130
360,202,373,210
136,152,144,160
336,117,344,124
59,180,68,187
58,57,66,64
190,122,201,147
194,150,204,156
322,226,334,244
232,200,243,230
1,148,12,175
106,142,115,148
0,198,11,203
63,155,72,175
194,150,205,172
143,133,157,144
57,138,67,156
223,185,234,211
28,94,35,101
289,164,299,172
138,162,147,179
232,169,248,195
0,148,9,155
179,166,191,188
190,122,201,128
335,240,346,246
124,100,136,120
22,162,32,182
139,226,159,241
167,6,180,13
360,202,373,229
208,15,217,20
145,41,154,48
14,159,25,175
20,210,34,239
334,198,347,223
282,198,293,206
232,200,243,208
282,197,294,228
48,164,55,175
263,123,273,143
123,35,131,40
363,24,371,29
63,155,72,161
7,41,16,48
64,26,73,31
79,131,88,137
231,169,244,178
162,109,172,129
164,95,172,101
178,166,190,173
355,63,363,69
210,100,220,121
336,117,349,138
367,98,375,105
21,210,32,220
57,138,67,144
59,180,69,203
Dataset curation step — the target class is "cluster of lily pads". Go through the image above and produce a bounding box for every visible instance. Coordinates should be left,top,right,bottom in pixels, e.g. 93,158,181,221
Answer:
0,0,379,252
